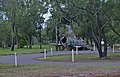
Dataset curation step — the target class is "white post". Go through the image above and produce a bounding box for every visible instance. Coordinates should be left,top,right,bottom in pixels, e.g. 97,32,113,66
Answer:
113,45,115,53
44,49,46,59
93,43,96,51
51,48,53,55
72,49,74,62
76,47,78,55
14,52,17,67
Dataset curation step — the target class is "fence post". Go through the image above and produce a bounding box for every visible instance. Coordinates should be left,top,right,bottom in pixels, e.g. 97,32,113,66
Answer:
14,52,18,67
51,48,53,55
44,49,47,59
93,43,96,51
76,47,78,55
72,49,74,62
113,45,115,53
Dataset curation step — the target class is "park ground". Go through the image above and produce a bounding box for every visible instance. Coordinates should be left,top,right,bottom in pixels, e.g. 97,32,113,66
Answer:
0,64,120,77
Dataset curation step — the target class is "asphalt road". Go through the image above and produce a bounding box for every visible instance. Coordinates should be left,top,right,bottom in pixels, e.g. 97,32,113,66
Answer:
0,49,120,66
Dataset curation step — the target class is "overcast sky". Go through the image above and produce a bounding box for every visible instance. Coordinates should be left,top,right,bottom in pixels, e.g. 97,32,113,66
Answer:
43,10,51,22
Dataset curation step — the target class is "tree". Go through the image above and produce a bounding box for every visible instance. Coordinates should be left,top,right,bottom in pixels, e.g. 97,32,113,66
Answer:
0,0,17,51
50,0,120,58
0,0,49,49
0,21,11,48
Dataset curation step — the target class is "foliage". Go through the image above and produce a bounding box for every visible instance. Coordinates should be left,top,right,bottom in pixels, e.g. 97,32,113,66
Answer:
0,0,50,49
49,0,120,58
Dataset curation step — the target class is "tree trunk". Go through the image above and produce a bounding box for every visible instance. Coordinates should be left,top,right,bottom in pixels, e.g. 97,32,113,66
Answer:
16,26,19,49
98,40,103,57
86,38,89,44
55,25,58,51
11,21,15,51
39,28,42,49
96,14,107,58
90,39,93,46
11,8,16,51
94,39,103,58
28,35,32,49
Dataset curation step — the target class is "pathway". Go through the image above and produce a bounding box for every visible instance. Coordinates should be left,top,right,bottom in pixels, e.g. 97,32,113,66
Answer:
0,49,120,66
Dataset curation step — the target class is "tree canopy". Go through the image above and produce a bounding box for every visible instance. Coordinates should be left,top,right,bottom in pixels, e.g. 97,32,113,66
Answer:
0,0,120,58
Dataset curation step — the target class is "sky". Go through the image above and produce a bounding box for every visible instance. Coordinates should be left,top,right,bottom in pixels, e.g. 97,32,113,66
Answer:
42,9,52,28
43,10,51,22
43,4,52,22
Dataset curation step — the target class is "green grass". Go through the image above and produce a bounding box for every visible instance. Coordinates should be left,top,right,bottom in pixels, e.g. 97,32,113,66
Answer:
0,45,54,55
108,52,120,59
38,54,97,62
38,52,120,62
0,64,13,68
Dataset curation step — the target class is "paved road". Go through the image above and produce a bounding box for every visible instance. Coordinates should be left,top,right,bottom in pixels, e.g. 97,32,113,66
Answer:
0,49,120,66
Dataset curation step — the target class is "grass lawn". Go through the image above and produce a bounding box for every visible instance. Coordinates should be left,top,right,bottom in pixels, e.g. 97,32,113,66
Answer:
0,64,120,77
38,52,120,62
0,45,54,55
